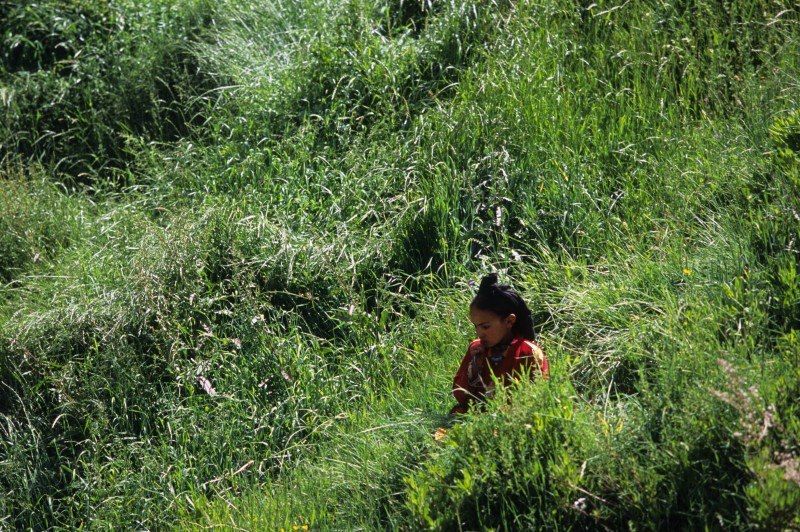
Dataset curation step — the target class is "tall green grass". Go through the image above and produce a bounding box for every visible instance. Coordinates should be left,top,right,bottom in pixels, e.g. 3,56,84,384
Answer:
1,0,799,528
0,0,218,184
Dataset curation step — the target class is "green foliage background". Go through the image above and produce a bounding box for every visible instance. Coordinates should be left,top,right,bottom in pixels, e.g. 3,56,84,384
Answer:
1,0,799,528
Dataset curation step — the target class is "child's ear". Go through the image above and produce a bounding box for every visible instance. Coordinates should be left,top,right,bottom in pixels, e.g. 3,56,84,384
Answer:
506,313,517,327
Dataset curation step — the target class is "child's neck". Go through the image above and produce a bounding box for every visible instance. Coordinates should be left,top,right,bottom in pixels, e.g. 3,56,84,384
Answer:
490,333,515,354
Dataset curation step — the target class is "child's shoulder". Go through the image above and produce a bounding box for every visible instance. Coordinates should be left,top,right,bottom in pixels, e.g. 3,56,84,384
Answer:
515,338,545,363
467,339,483,356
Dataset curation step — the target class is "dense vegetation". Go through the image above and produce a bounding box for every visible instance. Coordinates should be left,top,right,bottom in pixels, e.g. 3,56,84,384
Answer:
1,0,799,528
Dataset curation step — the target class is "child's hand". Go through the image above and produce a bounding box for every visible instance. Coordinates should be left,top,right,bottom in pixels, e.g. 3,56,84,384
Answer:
433,427,448,441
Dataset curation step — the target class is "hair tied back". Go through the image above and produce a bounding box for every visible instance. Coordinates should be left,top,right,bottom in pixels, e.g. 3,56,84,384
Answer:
478,272,499,295
471,272,536,341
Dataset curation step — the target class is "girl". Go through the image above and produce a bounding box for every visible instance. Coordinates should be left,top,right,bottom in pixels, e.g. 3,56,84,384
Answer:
450,273,549,415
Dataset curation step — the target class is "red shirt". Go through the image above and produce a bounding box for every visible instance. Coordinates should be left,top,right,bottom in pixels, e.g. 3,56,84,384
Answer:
452,335,548,410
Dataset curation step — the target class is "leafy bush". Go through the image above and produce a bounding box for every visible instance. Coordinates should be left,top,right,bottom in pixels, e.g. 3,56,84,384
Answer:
405,374,596,529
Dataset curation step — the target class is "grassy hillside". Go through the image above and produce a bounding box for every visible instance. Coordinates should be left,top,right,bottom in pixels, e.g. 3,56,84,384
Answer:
1,0,799,528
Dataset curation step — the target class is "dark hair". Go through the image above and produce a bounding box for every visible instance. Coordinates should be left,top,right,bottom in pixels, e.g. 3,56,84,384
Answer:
470,273,535,340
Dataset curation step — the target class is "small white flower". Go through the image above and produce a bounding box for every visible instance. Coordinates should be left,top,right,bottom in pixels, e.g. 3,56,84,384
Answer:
572,497,587,512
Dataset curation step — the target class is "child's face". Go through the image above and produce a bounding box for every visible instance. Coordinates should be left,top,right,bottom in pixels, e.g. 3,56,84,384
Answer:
469,306,516,349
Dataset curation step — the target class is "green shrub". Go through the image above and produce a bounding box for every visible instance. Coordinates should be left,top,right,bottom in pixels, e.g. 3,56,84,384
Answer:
744,364,800,529
405,373,598,529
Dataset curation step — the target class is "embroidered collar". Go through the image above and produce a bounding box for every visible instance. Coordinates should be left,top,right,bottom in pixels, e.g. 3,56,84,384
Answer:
489,342,510,357
487,336,518,364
